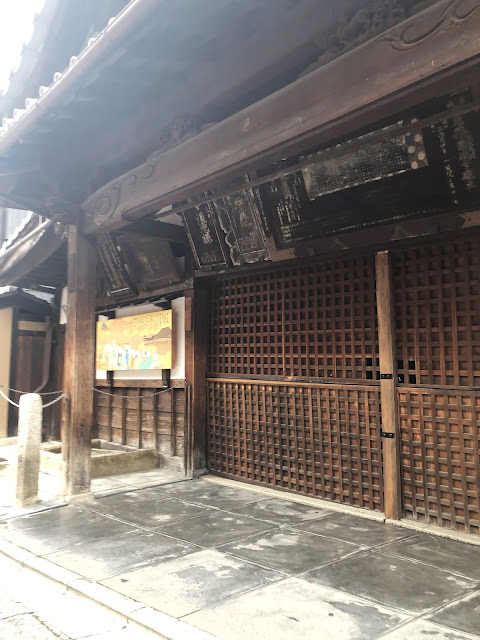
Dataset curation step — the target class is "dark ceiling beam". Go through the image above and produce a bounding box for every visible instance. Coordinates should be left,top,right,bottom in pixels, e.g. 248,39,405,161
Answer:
121,220,187,243
83,0,480,234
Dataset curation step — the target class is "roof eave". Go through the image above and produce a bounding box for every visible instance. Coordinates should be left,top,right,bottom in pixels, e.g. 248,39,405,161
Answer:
0,0,159,157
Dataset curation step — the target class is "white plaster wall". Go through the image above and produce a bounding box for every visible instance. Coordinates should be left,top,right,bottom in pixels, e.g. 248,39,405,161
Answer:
95,298,185,381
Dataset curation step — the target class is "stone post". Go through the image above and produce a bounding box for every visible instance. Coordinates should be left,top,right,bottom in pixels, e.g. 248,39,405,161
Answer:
16,393,42,507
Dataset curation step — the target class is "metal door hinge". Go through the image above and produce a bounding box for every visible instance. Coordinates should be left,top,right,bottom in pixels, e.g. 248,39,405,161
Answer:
381,432,395,439
380,373,393,379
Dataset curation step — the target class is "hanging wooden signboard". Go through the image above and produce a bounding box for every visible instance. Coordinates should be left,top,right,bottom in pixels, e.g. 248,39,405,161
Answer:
96,310,173,371
97,233,136,299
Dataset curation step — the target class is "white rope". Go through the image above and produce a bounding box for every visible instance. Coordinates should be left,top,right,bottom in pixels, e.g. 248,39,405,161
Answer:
42,393,66,408
0,385,63,396
0,387,19,408
0,388,65,408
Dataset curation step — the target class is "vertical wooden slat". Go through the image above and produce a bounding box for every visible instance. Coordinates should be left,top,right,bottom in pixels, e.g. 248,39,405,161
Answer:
334,386,345,503
291,387,300,492
309,387,318,497
107,370,114,443
170,388,176,456
121,392,127,446
137,388,142,450
417,392,429,523
324,388,335,502
242,384,249,478
455,393,470,531
362,390,374,511
344,390,354,505
298,387,307,493
153,388,159,452
183,383,191,473
376,250,402,520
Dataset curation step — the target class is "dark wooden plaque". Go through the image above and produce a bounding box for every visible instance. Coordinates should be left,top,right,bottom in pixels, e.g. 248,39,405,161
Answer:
116,233,182,290
182,202,228,269
212,178,267,265
255,102,480,250
97,233,135,299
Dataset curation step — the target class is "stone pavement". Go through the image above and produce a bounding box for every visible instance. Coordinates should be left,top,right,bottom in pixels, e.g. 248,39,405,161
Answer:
1,476,480,640
0,440,186,520
0,584,71,640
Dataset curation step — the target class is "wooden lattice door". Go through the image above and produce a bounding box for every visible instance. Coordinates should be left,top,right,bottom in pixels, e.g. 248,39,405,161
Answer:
207,256,384,510
393,234,480,534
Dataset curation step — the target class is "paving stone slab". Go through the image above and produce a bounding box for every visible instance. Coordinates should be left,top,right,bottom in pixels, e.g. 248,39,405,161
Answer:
293,512,418,547
228,497,330,525
0,613,64,640
155,511,273,546
4,512,136,555
101,549,282,618
113,470,185,486
91,476,128,492
428,590,480,637
183,577,409,640
86,488,172,513
7,506,85,531
101,498,210,529
381,618,480,640
380,533,480,581
306,550,476,614
155,481,268,509
219,528,364,574
46,529,198,581
0,591,29,620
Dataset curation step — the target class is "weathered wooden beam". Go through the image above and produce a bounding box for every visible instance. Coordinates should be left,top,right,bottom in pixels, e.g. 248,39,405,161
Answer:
375,251,402,520
95,277,193,314
83,0,480,234
184,281,210,474
62,226,96,498
95,378,185,388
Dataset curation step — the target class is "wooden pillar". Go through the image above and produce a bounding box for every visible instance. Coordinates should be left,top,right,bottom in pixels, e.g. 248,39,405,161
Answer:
184,280,209,475
375,251,402,520
62,226,97,497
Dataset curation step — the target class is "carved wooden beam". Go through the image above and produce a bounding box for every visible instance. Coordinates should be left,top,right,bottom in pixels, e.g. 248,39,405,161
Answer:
83,0,480,234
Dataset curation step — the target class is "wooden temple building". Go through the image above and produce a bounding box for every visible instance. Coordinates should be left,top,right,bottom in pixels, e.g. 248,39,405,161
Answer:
0,0,479,536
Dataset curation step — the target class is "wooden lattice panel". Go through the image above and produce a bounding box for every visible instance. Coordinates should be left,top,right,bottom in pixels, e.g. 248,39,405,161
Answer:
209,256,378,381
207,380,383,510
399,388,480,534
393,236,480,387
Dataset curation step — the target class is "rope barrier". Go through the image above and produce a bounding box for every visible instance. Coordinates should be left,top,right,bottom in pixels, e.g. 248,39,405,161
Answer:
0,387,19,408
41,394,66,408
93,387,172,400
0,387,65,408
0,385,64,396
0,385,172,407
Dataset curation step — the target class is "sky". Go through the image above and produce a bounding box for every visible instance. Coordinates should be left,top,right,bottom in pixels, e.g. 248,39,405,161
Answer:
0,0,46,96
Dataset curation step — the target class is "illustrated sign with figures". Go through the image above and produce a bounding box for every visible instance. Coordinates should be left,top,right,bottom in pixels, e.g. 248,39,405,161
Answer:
96,310,173,371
